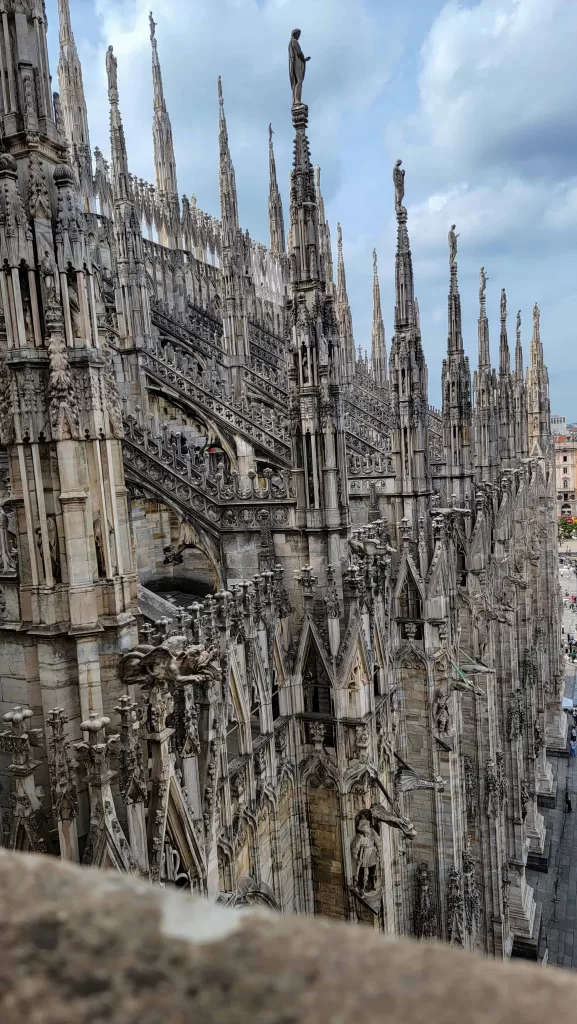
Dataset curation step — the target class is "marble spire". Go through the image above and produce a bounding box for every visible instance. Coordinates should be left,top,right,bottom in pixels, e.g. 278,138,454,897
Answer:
268,124,285,255
477,266,491,370
218,75,239,247
515,309,523,380
499,288,510,376
337,223,355,381
149,12,180,247
57,0,93,209
371,249,387,388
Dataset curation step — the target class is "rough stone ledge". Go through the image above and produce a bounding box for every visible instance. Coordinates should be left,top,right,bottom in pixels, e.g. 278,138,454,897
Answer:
1,850,576,1024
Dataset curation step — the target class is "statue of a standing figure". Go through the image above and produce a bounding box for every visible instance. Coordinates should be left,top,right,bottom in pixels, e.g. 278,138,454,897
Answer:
393,159,405,209
40,249,57,304
351,816,380,894
106,45,118,93
288,29,310,106
500,288,507,320
448,224,459,266
479,267,487,303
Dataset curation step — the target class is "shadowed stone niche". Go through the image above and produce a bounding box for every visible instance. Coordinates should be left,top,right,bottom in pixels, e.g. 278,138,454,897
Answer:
0,850,576,1024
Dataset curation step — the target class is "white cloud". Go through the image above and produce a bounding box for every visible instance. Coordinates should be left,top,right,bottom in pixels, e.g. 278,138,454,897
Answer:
390,0,577,181
75,0,401,239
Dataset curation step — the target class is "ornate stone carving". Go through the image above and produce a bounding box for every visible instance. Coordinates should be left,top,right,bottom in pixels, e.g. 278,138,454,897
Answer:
447,867,464,947
462,841,480,945
394,762,444,798
115,696,147,805
45,708,78,822
507,689,526,741
414,862,437,939
351,814,380,894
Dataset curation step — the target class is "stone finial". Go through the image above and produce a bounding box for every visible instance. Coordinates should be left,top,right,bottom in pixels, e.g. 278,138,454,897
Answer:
74,712,119,787
295,565,318,607
0,707,43,775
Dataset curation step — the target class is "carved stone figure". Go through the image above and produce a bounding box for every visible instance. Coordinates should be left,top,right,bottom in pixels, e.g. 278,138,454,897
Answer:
448,224,459,266
393,159,405,209
433,687,451,735
40,250,57,303
106,45,118,92
67,278,83,339
288,29,310,106
351,816,380,893
479,266,487,302
414,862,437,939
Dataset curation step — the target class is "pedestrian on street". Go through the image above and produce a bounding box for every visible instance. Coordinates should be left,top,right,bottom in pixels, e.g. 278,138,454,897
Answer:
570,738,577,758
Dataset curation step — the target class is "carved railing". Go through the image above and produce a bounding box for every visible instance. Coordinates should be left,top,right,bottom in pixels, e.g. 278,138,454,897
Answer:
122,417,294,533
344,411,390,460
141,349,291,466
347,453,392,478
347,382,390,431
344,397,390,440
243,363,287,408
150,301,223,363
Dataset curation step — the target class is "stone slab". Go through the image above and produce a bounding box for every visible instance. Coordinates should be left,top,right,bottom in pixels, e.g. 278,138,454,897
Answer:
537,778,558,809
512,902,542,961
527,837,550,874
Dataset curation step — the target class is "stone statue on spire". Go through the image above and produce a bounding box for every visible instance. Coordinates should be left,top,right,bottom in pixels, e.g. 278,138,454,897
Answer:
479,266,487,303
106,45,118,93
149,11,156,42
289,29,310,106
500,288,507,320
516,309,521,341
533,302,540,332
393,159,405,209
448,223,459,266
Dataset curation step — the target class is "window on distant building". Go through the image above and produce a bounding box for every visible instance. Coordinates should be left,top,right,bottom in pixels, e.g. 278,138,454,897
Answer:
564,455,568,462
563,479,569,489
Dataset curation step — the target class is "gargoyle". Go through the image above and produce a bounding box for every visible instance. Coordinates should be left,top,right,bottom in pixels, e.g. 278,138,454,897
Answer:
394,763,445,796
121,638,221,689
451,677,485,698
369,802,416,841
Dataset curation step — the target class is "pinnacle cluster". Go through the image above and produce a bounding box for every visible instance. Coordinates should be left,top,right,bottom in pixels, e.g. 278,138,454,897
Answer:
0,5,561,964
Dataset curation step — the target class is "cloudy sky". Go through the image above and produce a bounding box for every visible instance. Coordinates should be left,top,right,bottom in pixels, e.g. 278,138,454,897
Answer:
46,0,576,414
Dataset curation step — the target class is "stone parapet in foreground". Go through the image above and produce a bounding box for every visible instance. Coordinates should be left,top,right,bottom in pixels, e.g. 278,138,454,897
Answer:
0,851,575,1024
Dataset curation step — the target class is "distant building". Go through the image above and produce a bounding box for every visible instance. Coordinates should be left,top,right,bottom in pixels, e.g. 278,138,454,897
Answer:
555,435,577,517
551,414,567,435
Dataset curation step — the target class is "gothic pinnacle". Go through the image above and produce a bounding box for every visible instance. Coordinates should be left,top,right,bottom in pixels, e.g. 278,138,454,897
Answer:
515,309,523,378
57,0,93,207
149,9,179,245
499,288,510,376
477,266,490,369
218,75,239,241
393,160,416,331
372,249,387,387
336,223,355,380
268,122,285,254
447,224,462,355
